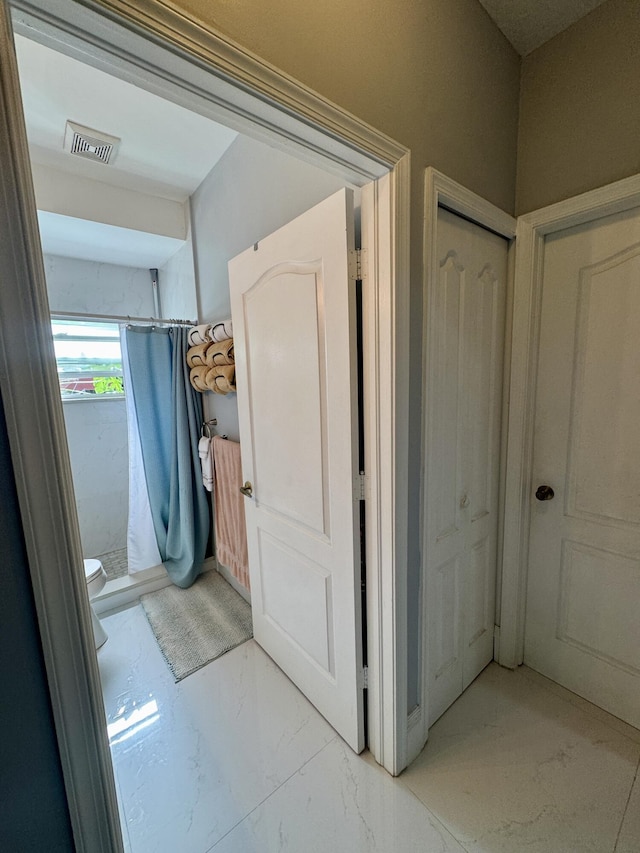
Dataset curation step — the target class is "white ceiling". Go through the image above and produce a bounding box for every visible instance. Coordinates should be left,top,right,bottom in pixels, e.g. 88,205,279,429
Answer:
478,0,610,55
15,34,239,267
15,34,237,202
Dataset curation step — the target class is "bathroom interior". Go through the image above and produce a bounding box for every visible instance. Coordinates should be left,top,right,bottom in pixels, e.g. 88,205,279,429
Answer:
14,32,358,626
10,4,640,852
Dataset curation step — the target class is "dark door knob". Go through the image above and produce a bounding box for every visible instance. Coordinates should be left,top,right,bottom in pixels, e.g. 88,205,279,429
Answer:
535,485,555,501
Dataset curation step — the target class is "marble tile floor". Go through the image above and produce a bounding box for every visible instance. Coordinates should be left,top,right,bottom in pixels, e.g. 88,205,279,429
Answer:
97,606,640,853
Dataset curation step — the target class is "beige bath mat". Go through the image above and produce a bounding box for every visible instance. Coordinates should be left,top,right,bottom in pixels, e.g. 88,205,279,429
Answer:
141,570,252,681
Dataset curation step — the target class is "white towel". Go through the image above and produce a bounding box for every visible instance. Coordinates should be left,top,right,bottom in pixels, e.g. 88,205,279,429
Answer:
188,324,213,346
198,436,214,492
210,319,233,343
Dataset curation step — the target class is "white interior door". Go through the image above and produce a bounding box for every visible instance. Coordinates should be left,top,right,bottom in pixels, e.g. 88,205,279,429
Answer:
425,207,508,724
525,206,640,728
229,188,364,753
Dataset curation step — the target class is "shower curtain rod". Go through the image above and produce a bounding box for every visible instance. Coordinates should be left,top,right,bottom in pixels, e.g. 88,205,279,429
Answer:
51,310,197,327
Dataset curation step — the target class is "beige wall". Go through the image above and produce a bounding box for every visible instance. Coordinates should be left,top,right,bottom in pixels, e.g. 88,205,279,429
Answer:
173,0,520,212
517,0,640,214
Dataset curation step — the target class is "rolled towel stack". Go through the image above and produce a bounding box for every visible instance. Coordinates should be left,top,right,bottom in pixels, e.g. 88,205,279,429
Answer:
205,364,236,394
205,338,234,367
210,319,233,343
187,320,236,394
189,365,210,393
187,319,233,347
189,363,235,394
186,343,210,367
187,324,214,346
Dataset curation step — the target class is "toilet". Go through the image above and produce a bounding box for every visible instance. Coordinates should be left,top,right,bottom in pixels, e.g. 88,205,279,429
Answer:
84,559,108,649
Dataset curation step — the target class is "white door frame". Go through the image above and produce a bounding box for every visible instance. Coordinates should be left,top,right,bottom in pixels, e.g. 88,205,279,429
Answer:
408,168,516,765
0,1,410,850
499,172,640,669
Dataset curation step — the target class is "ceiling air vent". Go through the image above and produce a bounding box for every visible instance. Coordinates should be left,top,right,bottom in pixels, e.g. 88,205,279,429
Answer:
64,121,120,165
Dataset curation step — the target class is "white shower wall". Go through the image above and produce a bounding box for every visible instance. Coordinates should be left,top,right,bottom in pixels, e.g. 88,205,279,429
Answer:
62,399,129,557
158,223,198,321
44,253,156,317
190,134,356,441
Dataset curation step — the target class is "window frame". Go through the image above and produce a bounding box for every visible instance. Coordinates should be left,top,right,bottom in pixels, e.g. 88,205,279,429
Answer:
51,316,125,401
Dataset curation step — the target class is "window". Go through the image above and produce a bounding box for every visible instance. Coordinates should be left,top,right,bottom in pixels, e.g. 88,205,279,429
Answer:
51,318,124,399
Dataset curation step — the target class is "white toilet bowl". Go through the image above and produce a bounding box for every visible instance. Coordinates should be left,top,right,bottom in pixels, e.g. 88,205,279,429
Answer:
84,559,108,649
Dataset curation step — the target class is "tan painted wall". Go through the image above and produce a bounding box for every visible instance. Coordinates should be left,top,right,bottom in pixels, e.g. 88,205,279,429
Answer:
173,0,520,213
517,0,640,214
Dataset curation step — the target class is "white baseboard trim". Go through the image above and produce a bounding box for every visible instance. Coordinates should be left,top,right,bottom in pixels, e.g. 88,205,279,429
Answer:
216,562,251,604
405,705,426,768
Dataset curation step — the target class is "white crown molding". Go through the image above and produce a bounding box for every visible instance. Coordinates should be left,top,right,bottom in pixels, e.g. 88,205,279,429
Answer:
12,0,405,184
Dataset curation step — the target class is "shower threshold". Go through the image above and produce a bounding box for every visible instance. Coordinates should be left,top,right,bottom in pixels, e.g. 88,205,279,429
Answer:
91,555,217,618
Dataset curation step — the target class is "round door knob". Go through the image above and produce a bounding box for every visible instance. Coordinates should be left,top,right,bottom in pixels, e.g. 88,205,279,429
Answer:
535,485,554,501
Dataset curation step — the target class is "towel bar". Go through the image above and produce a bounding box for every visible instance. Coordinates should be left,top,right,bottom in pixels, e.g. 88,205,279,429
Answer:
201,418,218,438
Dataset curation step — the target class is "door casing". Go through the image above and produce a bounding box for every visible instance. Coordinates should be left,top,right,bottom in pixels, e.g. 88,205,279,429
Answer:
0,1,411,850
500,171,640,670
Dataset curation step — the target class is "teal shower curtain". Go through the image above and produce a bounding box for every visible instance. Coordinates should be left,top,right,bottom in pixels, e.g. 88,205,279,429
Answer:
125,325,209,588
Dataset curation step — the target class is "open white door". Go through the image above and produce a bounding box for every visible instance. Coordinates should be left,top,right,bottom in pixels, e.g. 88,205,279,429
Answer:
229,188,364,753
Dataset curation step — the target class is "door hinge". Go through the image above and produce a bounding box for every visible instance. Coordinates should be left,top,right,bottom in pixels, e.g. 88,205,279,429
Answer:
354,471,368,501
348,248,367,281
362,665,369,690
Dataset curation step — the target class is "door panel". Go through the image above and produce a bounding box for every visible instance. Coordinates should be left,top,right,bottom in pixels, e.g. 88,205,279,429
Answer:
567,247,640,526
243,263,328,533
229,188,364,752
426,207,508,724
525,206,640,727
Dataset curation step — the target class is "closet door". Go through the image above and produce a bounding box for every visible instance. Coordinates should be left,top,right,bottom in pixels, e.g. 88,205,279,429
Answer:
229,188,364,753
425,207,508,724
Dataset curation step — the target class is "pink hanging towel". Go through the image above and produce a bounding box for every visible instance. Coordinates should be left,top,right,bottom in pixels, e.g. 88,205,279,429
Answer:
212,436,250,591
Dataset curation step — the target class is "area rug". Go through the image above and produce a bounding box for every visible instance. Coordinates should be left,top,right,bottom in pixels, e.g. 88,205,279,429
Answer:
140,570,253,681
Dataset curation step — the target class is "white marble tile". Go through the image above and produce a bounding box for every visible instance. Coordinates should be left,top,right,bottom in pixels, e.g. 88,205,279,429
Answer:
97,606,172,709
98,610,640,853
616,763,640,853
519,664,640,746
210,737,466,853
402,663,640,853
98,606,336,853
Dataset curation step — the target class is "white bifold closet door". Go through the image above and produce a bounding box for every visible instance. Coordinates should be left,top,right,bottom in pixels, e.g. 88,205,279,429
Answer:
425,207,509,725
228,188,365,753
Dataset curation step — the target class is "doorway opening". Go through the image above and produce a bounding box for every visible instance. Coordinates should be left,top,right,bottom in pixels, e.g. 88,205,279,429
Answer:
1,1,410,848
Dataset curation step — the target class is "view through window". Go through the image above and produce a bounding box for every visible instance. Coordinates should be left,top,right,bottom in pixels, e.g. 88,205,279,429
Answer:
51,318,124,398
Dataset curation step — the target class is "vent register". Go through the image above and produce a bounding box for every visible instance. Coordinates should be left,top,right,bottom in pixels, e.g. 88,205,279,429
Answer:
64,121,120,165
